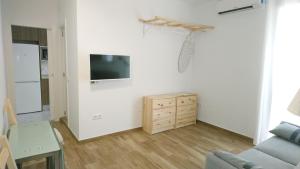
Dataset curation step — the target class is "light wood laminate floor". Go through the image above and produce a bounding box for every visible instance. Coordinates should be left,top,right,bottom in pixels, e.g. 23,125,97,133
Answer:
23,122,253,169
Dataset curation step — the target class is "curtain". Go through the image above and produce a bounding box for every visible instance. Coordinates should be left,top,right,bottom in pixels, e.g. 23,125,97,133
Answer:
255,0,300,144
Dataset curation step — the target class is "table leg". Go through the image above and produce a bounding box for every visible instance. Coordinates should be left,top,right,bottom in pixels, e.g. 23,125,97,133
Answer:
47,156,54,169
17,163,22,169
60,149,65,169
54,151,60,169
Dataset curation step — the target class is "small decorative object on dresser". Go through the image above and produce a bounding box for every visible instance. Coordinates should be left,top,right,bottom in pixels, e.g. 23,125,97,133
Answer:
143,93,198,134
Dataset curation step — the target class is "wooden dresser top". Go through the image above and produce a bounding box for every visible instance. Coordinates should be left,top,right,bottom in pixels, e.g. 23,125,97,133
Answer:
145,92,197,99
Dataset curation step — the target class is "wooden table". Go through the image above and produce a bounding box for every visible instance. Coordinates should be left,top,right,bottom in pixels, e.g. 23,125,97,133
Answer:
8,121,61,169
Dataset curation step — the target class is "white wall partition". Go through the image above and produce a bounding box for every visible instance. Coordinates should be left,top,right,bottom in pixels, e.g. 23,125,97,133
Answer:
58,0,80,138
0,0,7,134
192,0,267,138
57,0,272,140
76,0,195,140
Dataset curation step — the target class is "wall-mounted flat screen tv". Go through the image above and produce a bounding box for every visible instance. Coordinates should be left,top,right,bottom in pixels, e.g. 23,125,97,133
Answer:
90,54,130,81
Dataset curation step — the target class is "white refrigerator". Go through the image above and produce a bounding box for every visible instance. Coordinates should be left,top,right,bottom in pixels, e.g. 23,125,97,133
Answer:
13,43,42,114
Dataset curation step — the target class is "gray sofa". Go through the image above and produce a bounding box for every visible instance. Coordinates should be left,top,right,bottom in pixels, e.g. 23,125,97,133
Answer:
205,136,300,169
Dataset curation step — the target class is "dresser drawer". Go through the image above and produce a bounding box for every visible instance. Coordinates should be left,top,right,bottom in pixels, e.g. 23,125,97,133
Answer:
152,125,174,134
152,117,175,128
153,107,176,121
177,105,196,115
176,113,196,121
176,114,196,128
177,96,197,106
176,120,196,128
152,98,176,109
176,112,197,121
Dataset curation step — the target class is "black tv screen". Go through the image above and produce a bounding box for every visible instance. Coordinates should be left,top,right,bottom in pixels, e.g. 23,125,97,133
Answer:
90,54,130,80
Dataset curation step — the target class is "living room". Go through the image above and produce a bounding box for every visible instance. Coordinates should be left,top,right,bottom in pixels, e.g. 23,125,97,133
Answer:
0,0,299,169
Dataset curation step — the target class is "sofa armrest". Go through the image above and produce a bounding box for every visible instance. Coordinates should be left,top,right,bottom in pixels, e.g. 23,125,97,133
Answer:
205,153,238,169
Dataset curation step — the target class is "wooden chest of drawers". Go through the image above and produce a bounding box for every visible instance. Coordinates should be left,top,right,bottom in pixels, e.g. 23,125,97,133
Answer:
143,93,198,134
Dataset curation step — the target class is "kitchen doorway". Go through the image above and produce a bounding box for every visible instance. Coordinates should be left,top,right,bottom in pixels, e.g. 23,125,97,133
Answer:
11,25,50,123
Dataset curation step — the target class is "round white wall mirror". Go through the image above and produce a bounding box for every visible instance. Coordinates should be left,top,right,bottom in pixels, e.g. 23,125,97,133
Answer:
178,32,195,73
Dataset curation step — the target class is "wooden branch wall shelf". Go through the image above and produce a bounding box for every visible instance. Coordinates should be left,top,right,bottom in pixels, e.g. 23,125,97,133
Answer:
139,16,214,32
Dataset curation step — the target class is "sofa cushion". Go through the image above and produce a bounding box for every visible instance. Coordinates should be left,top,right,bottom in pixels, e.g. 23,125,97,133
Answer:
238,149,294,169
214,151,262,169
205,153,238,169
270,122,300,145
295,163,300,169
255,136,300,165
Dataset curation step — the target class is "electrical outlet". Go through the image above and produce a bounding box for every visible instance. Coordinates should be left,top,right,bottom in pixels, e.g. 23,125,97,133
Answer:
92,114,102,120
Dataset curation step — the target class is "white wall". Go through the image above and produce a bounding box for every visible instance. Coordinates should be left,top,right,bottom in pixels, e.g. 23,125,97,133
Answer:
192,1,267,138
57,0,268,140
1,0,65,120
76,0,196,140
0,0,6,134
59,0,80,138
